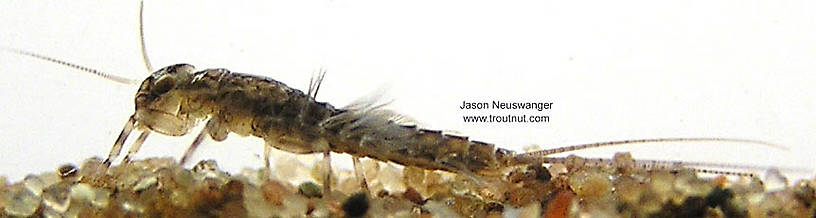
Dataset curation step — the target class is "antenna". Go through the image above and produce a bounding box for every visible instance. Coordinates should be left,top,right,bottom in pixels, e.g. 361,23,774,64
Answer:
139,0,154,73
1,47,140,85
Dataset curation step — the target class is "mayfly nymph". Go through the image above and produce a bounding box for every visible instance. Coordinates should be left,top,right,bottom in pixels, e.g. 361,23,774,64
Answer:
1,48,781,184
0,1,786,196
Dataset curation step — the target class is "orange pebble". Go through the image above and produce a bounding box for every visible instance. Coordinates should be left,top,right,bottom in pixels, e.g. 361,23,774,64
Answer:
544,190,575,218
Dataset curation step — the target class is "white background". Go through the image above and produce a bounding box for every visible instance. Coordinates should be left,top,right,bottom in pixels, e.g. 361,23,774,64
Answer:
0,1,813,182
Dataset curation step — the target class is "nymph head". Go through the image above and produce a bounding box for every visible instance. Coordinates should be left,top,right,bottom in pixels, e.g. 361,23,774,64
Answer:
133,64,196,136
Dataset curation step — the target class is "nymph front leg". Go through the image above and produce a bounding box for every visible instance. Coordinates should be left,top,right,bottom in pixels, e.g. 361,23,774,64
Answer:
104,115,136,166
121,131,151,163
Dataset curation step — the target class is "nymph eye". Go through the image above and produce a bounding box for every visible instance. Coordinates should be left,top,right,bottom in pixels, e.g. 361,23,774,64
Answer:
151,76,176,95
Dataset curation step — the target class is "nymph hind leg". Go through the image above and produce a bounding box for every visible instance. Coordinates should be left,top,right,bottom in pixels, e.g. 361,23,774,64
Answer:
261,140,333,196
263,142,273,180
306,69,334,195
352,156,371,195
322,151,333,198
348,138,375,195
